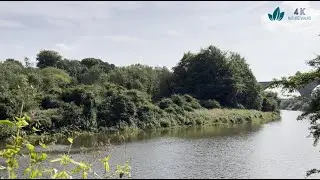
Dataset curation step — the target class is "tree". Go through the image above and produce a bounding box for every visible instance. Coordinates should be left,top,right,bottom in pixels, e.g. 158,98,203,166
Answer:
5,58,23,67
227,52,263,110
24,57,32,68
81,58,103,69
81,58,115,73
36,50,62,69
173,47,231,103
40,67,71,93
170,46,260,108
270,53,320,178
56,59,88,79
107,64,169,97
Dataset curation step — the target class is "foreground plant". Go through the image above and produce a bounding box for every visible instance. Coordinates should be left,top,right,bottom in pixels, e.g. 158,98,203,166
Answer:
0,114,131,179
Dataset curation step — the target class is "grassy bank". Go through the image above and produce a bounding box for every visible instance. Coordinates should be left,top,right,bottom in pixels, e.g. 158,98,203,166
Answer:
184,108,280,126
21,108,280,146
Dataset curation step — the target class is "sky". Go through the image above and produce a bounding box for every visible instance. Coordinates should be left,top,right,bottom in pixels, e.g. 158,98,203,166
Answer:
0,1,320,86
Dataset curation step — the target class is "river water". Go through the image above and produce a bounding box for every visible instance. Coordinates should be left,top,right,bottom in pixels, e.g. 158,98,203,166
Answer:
2,110,320,179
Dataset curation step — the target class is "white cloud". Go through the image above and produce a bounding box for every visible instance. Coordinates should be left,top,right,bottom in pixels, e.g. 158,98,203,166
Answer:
15,44,24,50
55,43,71,50
166,30,182,37
104,35,141,42
245,1,270,12
0,2,142,23
261,1,320,33
0,19,24,28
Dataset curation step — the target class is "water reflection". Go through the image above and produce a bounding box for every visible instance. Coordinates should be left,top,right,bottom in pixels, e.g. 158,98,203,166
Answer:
66,123,264,149
1,110,320,179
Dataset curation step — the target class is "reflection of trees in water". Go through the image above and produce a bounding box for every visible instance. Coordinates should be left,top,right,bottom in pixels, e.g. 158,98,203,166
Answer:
57,124,265,149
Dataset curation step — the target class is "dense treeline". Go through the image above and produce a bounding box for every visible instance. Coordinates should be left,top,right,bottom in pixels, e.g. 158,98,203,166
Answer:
0,45,280,139
280,96,310,111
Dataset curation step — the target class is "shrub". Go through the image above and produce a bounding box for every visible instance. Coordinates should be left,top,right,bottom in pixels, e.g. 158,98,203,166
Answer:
158,98,174,109
41,95,63,109
171,94,185,106
200,99,221,109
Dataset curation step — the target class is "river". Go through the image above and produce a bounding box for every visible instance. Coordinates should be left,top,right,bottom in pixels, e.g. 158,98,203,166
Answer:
2,110,320,179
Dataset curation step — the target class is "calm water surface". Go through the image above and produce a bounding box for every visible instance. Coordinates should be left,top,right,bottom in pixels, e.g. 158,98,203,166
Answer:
2,110,320,179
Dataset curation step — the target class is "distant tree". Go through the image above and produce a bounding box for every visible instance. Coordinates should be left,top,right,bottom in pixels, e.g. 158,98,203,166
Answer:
107,64,170,98
56,59,88,79
36,50,62,68
24,57,32,68
81,58,115,73
170,46,238,107
81,58,103,69
227,52,263,110
5,58,23,67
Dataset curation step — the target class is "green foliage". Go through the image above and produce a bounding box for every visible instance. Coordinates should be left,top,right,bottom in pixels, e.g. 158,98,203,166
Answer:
169,46,263,109
0,46,279,140
107,64,170,97
40,67,71,92
261,92,280,112
56,59,88,79
0,114,131,179
36,50,62,69
280,96,310,111
200,99,221,109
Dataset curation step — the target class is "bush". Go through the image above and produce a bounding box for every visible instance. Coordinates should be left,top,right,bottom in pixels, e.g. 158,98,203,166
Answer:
200,99,221,109
158,98,174,109
53,102,84,130
171,94,185,106
159,119,170,127
27,109,60,132
41,95,63,109
261,93,279,112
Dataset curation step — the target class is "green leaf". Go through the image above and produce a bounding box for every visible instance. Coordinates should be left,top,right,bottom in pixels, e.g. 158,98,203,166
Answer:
31,152,37,160
50,158,62,163
268,14,273,21
32,127,40,132
24,167,31,176
273,7,280,21
278,12,285,21
67,138,73,144
39,142,47,149
82,171,88,179
100,155,110,162
0,120,15,127
15,117,23,121
24,114,31,122
0,165,6,170
26,144,35,152
16,120,29,128
39,153,47,161
104,162,110,172
6,144,16,149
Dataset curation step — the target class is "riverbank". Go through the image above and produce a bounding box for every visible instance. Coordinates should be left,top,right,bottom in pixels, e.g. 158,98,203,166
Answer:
22,108,280,147
280,97,310,111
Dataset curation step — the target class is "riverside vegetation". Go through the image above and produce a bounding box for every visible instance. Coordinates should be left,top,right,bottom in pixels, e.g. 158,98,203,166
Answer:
0,45,280,140
280,96,310,111
0,45,280,179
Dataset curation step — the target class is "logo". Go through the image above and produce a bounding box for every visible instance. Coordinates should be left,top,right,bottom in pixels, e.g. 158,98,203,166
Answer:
268,7,285,21
288,8,311,21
